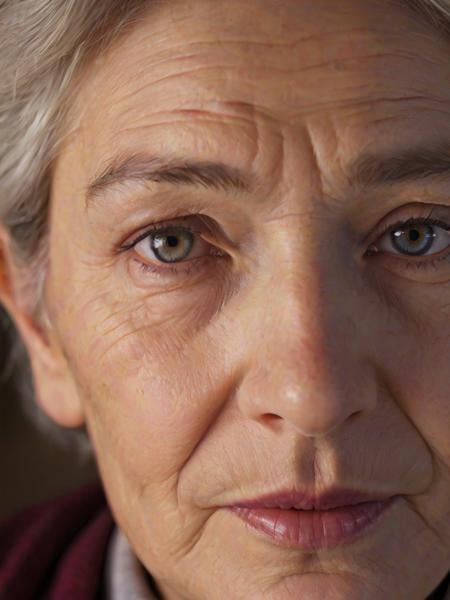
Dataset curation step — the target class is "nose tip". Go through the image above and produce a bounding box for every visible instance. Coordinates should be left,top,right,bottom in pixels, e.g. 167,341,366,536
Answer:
237,359,376,438
279,381,362,437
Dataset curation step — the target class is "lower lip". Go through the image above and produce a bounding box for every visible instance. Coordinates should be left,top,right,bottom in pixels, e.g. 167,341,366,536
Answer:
228,497,398,551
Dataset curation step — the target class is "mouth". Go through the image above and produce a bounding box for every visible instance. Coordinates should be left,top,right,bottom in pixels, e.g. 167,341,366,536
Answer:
226,487,400,550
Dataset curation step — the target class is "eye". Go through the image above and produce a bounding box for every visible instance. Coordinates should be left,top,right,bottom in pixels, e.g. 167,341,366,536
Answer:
368,217,450,260
122,215,228,279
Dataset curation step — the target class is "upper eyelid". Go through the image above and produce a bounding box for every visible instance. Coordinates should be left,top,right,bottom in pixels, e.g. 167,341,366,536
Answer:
135,224,196,245
120,218,203,251
378,217,450,237
365,211,449,247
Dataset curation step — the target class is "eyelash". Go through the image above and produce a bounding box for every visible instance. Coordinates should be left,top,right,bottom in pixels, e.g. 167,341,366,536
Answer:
120,214,450,280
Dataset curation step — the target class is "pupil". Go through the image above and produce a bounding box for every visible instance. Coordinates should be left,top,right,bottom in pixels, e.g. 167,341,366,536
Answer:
167,235,179,247
409,229,420,242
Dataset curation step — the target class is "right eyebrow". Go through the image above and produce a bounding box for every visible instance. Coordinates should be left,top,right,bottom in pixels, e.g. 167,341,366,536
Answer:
349,140,450,187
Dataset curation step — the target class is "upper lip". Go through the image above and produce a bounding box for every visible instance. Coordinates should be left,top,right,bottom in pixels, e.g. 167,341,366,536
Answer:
228,487,395,511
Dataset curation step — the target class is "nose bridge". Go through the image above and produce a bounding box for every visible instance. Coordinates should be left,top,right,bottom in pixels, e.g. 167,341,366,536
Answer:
263,239,355,367
237,254,375,437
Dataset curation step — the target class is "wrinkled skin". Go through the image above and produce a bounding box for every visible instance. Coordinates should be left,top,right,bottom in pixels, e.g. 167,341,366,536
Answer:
2,0,450,598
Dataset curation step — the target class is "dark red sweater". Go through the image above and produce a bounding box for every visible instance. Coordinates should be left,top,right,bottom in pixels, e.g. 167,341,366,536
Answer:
0,481,114,600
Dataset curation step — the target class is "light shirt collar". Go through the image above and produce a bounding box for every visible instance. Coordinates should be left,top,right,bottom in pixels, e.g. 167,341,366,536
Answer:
105,526,159,600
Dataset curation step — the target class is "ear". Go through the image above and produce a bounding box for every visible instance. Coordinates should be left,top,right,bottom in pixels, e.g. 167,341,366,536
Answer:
0,225,84,428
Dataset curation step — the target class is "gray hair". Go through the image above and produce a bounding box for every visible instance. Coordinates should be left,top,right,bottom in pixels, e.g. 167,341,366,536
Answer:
0,0,449,452
0,0,152,454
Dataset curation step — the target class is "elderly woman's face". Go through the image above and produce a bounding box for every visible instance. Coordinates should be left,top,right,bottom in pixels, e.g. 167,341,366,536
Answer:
36,0,450,597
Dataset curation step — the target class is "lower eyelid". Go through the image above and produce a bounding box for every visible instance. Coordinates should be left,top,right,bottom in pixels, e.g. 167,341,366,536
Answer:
131,253,225,280
403,249,450,269
371,246,450,272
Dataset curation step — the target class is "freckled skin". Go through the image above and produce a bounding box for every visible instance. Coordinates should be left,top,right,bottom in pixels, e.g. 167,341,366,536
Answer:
12,0,450,598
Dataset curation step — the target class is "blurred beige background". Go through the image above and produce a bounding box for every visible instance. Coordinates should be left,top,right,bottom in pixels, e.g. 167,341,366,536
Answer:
0,307,97,521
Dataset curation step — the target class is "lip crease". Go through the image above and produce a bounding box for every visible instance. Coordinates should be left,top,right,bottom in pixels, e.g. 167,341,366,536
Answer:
227,487,393,511
226,487,399,550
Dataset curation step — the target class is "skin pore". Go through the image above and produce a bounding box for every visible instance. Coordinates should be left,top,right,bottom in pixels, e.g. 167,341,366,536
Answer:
1,0,450,598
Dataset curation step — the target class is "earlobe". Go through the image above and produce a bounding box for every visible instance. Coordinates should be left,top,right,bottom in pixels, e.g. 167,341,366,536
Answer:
26,339,86,429
24,310,86,428
0,225,85,429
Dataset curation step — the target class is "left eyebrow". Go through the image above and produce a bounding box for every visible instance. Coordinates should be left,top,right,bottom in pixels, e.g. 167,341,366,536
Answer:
349,141,450,187
85,152,254,207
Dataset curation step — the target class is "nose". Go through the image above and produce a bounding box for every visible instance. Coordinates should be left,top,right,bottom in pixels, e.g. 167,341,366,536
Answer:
236,266,377,438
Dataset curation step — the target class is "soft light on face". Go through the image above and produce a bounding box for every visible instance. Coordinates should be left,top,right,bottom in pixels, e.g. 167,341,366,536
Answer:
40,0,450,597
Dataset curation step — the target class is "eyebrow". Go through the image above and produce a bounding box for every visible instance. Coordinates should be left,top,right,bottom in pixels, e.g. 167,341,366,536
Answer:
85,152,253,206
85,141,450,207
350,141,450,188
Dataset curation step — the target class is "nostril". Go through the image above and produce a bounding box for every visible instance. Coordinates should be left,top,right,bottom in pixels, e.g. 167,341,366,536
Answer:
260,413,284,428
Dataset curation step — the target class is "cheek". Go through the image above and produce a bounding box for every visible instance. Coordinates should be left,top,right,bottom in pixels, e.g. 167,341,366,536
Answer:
405,348,450,459
46,225,236,488
82,350,179,467
60,303,221,489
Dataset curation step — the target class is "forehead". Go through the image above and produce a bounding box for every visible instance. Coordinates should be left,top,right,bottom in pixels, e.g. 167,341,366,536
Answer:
65,0,450,181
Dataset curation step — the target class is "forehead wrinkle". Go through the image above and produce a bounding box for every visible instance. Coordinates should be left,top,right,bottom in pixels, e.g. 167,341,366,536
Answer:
105,50,448,129
104,18,447,102
350,102,450,132
110,2,444,72
106,116,263,167
122,33,412,69
110,44,440,105
119,51,428,97
110,93,449,137
82,7,450,134
111,104,281,136
126,23,420,55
